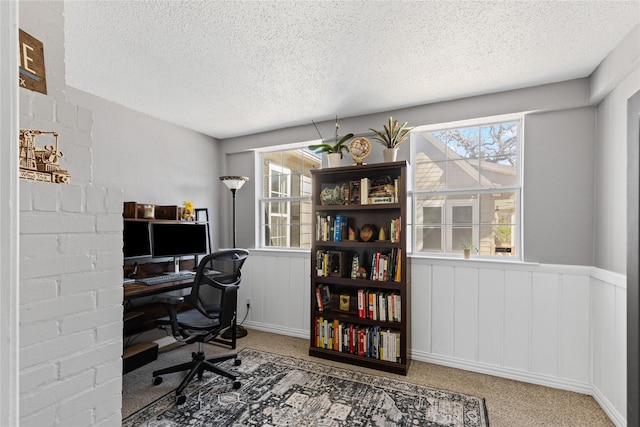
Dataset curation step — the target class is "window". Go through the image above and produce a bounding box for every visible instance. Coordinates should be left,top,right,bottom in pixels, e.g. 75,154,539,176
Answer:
411,118,521,258
259,148,321,248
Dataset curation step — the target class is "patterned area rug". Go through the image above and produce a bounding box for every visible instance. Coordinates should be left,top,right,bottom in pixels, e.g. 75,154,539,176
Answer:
123,348,489,426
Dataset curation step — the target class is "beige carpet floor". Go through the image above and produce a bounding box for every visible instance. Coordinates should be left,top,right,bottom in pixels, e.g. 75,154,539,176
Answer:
123,328,614,426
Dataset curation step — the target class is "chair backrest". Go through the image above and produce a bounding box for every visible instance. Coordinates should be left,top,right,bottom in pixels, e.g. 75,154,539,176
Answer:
190,249,249,327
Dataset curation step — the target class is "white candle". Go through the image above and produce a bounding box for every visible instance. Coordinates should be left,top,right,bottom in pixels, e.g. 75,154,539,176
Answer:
143,204,154,219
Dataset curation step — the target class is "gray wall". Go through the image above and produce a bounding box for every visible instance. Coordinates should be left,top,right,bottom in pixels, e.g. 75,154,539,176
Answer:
524,108,596,264
65,87,222,250
221,79,598,266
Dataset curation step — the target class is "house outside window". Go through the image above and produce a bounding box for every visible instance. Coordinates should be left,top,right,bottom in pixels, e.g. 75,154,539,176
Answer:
259,147,320,248
411,117,522,258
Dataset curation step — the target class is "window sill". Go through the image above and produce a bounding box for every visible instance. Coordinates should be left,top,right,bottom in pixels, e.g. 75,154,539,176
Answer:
408,252,538,267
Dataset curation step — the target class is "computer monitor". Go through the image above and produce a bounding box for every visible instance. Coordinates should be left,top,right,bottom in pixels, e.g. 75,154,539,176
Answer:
151,222,209,271
123,221,152,259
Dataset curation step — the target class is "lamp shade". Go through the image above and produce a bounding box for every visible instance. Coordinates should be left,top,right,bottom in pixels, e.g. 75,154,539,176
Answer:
219,176,249,190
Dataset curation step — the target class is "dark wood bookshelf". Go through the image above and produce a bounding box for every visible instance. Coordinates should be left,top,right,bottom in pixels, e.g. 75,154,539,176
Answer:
309,161,411,375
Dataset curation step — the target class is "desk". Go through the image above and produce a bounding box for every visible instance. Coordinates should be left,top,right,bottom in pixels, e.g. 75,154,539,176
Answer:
124,278,193,300
122,261,236,373
123,260,195,373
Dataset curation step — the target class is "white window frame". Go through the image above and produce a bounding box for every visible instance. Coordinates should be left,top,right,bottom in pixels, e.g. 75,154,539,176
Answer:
267,163,292,247
257,142,321,249
410,114,523,259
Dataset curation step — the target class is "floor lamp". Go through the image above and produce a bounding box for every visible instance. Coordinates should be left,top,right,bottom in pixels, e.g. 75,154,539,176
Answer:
219,175,249,339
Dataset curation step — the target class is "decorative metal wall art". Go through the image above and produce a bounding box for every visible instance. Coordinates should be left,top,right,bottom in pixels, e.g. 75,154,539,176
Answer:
19,129,70,183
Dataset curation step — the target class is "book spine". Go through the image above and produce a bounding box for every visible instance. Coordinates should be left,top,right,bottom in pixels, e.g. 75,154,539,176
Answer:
357,289,365,318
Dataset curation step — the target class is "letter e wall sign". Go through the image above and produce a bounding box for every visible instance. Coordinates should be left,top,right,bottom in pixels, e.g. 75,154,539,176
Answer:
19,29,47,95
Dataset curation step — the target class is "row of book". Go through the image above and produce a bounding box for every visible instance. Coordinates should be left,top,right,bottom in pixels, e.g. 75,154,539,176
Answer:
316,214,350,242
314,316,401,363
369,249,402,282
357,288,401,322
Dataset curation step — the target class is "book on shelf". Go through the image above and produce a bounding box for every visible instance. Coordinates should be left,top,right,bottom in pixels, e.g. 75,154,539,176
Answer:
316,214,349,242
360,178,370,205
315,284,334,312
368,249,401,282
355,289,401,322
390,217,401,243
370,196,394,204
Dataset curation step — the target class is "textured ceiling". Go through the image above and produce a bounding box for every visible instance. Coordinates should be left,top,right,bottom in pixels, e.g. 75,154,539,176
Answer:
63,1,639,139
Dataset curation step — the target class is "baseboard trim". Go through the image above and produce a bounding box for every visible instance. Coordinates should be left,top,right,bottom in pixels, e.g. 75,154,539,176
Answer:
592,384,626,427
241,321,308,340
410,350,592,394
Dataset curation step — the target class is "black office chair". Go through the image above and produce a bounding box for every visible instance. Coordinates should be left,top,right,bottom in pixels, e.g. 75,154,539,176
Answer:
152,249,249,405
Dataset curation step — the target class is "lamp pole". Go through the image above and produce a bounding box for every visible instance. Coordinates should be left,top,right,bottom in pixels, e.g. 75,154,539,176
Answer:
230,188,237,248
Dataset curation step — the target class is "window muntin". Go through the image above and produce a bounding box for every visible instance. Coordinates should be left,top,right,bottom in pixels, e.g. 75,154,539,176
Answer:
259,148,320,248
412,119,521,258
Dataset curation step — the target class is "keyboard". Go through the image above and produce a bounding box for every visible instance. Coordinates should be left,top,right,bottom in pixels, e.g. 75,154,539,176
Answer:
138,272,194,285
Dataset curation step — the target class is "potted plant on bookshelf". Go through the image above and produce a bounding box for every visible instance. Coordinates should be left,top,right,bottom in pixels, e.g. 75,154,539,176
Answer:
461,242,478,259
309,116,354,168
369,117,414,162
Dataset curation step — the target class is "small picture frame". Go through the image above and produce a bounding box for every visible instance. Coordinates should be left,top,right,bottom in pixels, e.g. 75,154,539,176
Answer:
348,180,360,205
339,294,350,311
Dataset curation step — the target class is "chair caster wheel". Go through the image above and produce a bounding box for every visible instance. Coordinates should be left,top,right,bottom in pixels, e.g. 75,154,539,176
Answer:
176,394,186,405
233,381,241,389
234,359,241,366
153,376,163,385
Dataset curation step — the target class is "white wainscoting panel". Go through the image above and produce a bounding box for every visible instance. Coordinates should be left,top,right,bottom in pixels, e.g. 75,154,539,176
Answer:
558,274,590,383
531,272,560,377
454,267,479,362
590,269,627,426
478,268,505,367
242,250,309,339
243,251,627,426
503,270,531,372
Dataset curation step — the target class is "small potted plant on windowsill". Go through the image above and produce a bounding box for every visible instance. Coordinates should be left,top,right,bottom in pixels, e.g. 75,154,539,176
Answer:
309,117,354,168
369,116,413,162
461,242,478,259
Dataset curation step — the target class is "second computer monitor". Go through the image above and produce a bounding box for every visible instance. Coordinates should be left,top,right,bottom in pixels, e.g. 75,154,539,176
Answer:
151,222,208,258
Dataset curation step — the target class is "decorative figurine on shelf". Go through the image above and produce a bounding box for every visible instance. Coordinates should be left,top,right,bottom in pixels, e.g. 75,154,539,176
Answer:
183,201,195,221
378,227,387,241
359,224,377,242
348,227,356,241
351,254,360,279
349,137,371,165
320,184,346,205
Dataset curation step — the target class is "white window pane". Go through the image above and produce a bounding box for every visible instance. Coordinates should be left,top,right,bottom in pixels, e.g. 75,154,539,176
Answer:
479,193,516,224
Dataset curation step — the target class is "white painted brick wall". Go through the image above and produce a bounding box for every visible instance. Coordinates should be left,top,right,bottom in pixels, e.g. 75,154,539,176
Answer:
19,2,124,425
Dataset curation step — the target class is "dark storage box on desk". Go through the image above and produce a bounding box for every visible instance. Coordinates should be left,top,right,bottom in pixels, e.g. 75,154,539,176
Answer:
155,205,181,220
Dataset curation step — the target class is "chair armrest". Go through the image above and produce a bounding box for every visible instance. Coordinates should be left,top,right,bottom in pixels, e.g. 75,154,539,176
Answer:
151,294,185,337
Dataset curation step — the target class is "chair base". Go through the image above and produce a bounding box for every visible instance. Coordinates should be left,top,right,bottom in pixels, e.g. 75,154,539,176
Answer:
152,343,240,403
221,324,248,339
